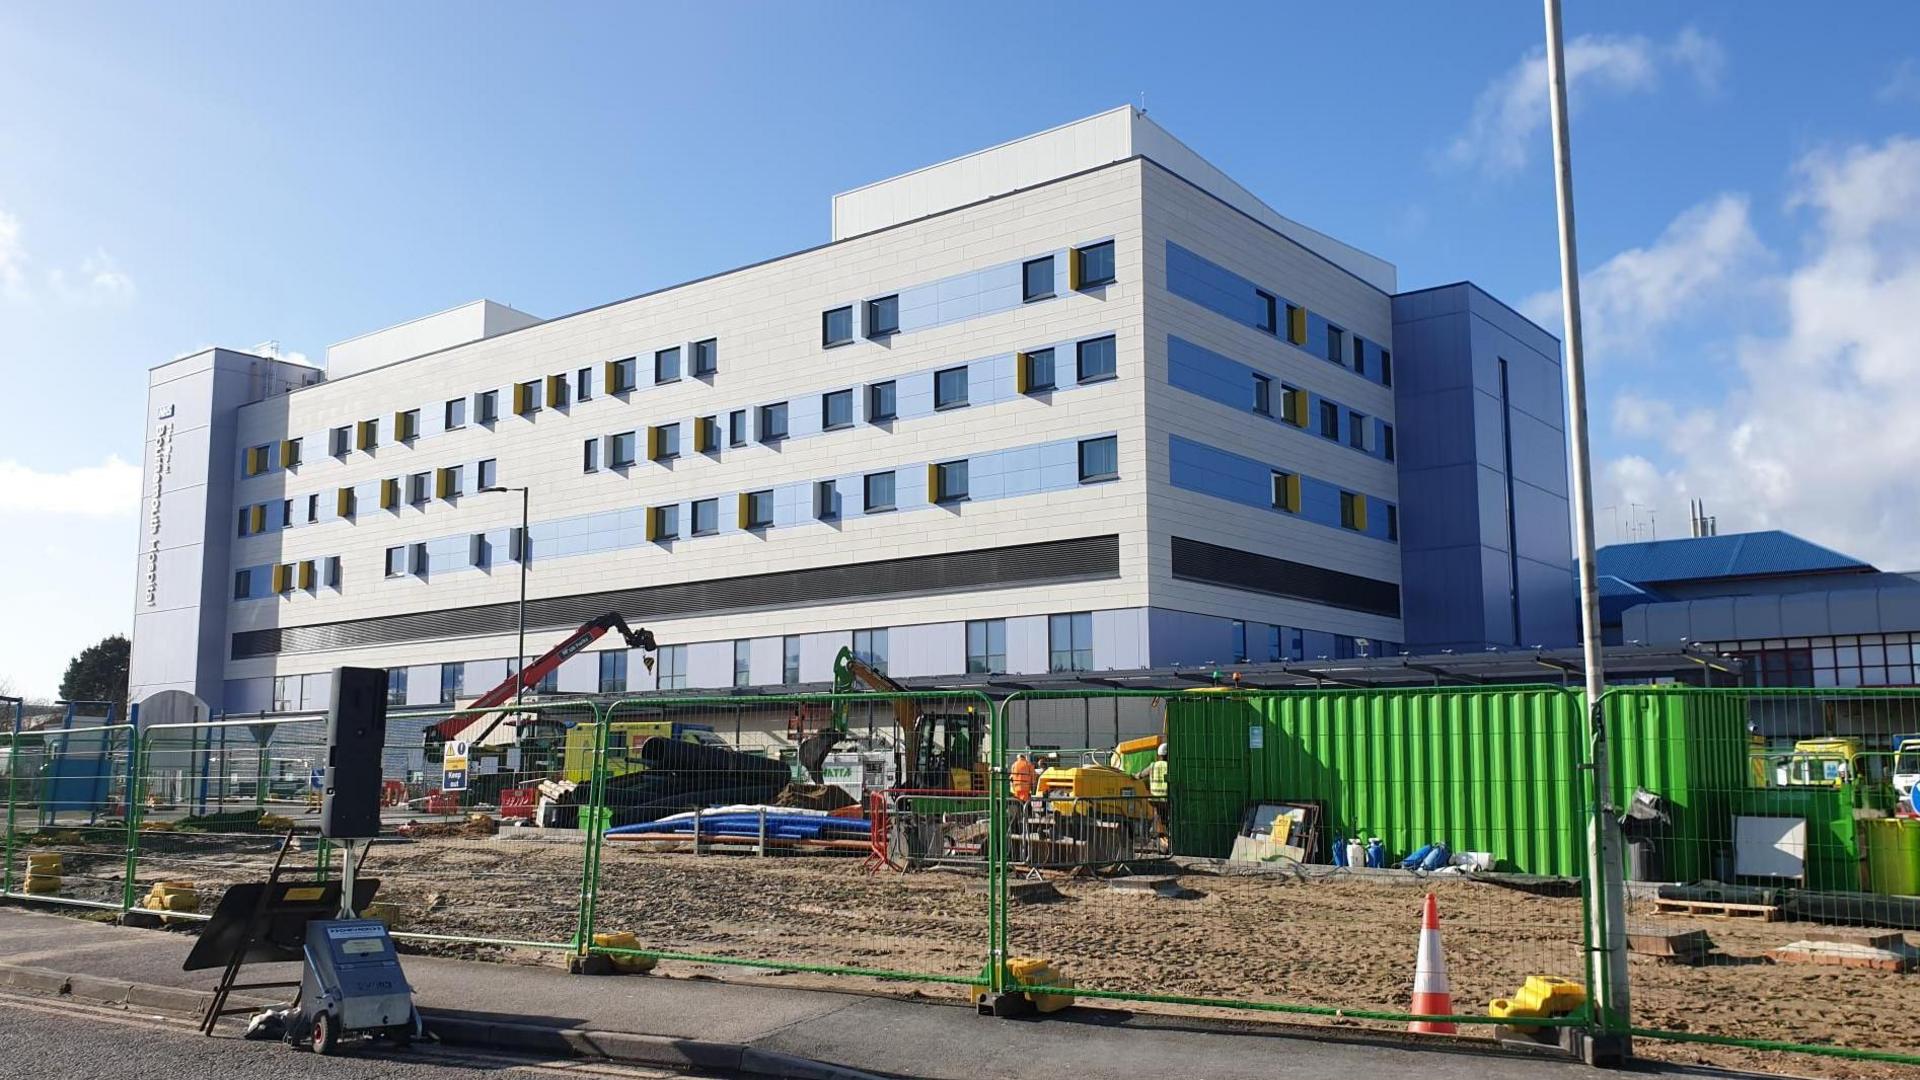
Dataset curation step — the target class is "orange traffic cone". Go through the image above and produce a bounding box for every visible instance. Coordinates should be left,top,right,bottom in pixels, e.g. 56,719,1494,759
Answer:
1408,892,1456,1034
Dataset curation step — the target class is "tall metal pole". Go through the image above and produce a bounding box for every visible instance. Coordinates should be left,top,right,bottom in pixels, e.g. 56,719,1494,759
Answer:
1543,0,1630,1055
515,486,529,714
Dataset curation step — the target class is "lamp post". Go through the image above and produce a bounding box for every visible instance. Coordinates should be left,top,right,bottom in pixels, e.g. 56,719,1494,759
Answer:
479,485,531,713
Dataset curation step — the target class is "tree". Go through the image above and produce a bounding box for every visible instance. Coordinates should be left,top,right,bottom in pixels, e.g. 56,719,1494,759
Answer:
58,635,130,716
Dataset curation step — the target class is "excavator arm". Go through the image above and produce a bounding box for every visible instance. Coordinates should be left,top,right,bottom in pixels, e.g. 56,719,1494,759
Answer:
425,613,657,749
796,646,921,783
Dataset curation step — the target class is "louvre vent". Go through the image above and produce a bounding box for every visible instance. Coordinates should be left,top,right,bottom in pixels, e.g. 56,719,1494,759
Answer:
1170,535,1400,617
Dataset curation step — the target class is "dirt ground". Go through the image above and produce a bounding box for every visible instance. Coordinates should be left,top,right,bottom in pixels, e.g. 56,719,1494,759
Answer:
20,830,1920,1079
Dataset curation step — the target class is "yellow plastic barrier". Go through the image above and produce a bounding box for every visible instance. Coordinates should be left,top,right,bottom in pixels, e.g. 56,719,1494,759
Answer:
591,931,658,973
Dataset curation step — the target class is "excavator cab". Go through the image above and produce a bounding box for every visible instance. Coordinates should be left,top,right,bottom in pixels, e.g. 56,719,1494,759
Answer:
908,708,986,791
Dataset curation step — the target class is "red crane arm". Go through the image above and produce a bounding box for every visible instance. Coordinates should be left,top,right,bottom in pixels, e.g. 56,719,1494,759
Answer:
425,613,656,743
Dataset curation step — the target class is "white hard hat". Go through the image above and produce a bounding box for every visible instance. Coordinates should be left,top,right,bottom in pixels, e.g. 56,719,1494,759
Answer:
1156,743,1168,756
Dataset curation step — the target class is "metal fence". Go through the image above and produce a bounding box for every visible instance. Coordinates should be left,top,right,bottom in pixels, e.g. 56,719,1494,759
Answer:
5,685,1920,1074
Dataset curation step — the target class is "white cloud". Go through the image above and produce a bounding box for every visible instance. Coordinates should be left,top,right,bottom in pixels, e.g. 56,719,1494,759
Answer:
0,456,142,517
0,205,136,304
1594,137,1920,569
1445,29,1724,176
1880,58,1920,104
1522,193,1765,357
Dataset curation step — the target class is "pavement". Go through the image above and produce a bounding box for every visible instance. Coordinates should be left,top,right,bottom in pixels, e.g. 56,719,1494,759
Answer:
0,905,1740,1080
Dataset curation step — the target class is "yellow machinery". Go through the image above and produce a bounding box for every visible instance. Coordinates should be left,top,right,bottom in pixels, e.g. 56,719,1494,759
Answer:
1034,762,1155,822
560,721,724,783
802,648,985,791
1770,738,1864,788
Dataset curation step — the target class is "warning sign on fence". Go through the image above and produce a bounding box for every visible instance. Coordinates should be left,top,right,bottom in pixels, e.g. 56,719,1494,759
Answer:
443,739,470,793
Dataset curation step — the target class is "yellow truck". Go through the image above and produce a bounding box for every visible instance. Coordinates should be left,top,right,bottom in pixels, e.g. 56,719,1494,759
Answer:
560,721,725,783
1771,738,1863,788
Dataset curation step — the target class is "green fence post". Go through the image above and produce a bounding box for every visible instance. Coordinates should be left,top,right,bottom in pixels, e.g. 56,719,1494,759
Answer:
122,722,149,915
574,702,609,956
987,691,1013,997
3,699,21,896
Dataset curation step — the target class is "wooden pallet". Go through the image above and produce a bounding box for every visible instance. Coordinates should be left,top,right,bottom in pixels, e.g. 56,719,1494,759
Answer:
1652,898,1782,922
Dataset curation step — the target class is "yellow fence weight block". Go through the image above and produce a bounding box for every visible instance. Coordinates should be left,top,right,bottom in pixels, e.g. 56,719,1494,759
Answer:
592,932,657,973
26,853,63,872
23,875,62,894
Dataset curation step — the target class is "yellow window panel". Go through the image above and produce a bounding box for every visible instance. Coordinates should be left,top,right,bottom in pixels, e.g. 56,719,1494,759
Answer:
1015,353,1030,395
1288,305,1308,346
736,492,750,528
696,416,715,449
435,468,452,499
1284,389,1308,427
647,426,662,461
1354,497,1369,532
297,560,315,590
1068,248,1083,290
546,374,566,404
926,463,940,503
380,478,399,510
279,439,300,468
644,509,660,542
270,564,290,594
243,446,265,476
249,504,266,533
513,382,532,415
603,360,620,393
336,487,355,517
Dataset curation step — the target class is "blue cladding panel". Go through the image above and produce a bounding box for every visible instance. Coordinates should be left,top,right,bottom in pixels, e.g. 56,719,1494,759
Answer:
1165,242,1389,388
1167,435,1394,538
1166,336,1388,462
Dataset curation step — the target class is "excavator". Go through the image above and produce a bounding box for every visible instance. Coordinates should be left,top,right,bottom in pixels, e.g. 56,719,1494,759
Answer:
423,612,658,755
797,647,985,791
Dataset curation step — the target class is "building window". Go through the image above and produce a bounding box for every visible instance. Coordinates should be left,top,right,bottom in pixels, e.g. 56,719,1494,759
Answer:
815,480,840,521
1020,349,1055,393
330,425,351,457
966,619,1006,674
1348,409,1367,451
306,493,319,523
1231,620,1248,663
1352,335,1366,375
1073,240,1115,288
440,465,464,499
1076,335,1116,383
583,438,600,473
1382,423,1395,462
599,650,628,694
696,415,719,453
1271,470,1300,512
509,526,528,564
733,640,752,688
692,338,717,377
1334,635,1358,661
1386,504,1399,541
1049,612,1094,672
852,628,889,675
934,366,968,410
395,409,420,443
691,498,718,536
1319,400,1340,440
546,373,569,409
1078,435,1118,483
823,306,853,347
445,398,466,429
576,366,593,401
272,675,294,711
654,346,681,384
356,418,379,451
758,402,788,442
325,555,342,588
440,663,464,704
1340,491,1366,531
608,358,636,394
782,635,801,685
282,439,302,469
410,542,428,575
866,294,899,338
657,645,687,690
651,422,680,461
1256,289,1277,333
477,390,499,423
1022,256,1054,302
863,471,895,513
867,381,896,422
477,458,497,489
650,504,679,541
515,380,540,415
729,409,748,447
1270,625,1304,662
1285,303,1306,345
233,569,252,599
1381,350,1393,387
387,668,408,707
608,432,636,468
408,472,430,505
1252,373,1272,415
744,489,774,529
384,546,405,578
933,459,968,503
822,389,854,430
1326,326,1345,366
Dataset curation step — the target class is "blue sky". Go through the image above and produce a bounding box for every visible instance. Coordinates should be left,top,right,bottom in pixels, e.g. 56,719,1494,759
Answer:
3,1,1918,698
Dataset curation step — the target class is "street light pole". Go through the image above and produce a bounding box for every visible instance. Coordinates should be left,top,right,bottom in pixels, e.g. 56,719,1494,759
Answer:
1543,0,1630,1056
481,486,531,714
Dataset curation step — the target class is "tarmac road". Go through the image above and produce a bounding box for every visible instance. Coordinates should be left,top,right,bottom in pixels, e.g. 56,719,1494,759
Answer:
0,991,691,1080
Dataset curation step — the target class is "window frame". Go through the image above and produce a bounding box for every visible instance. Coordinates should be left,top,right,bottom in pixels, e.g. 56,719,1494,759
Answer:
608,357,637,394
815,479,840,521
1271,469,1300,513
966,618,1006,674
933,459,969,504
758,402,788,443
691,497,719,536
650,503,680,541
651,422,681,461
691,338,717,376
1382,423,1396,462
476,390,499,424
1074,240,1116,289
1076,334,1117,383
515,379,541,416
1319,400,1341,441
782,635,801,685
821,388,854,431
384,546,405,578
865,294,899,338
444,397,466,429
733,640,752,688
1048,611,1095,672
1252,373,1272,416
1347,409,1367,451
1078,435,1119,484
1326,325,1346,366
1255,289,1277,333
477,458,498,489
656,644,688,691
696,414,719,454
867,381,897,422
608,431,637,469
654,345,681,384
822,306,854,348
1352,335,1366,375
1021,348,1055,393
233,569,252,599
576,366,593,401
933,366,969,411
728,409,748,447
330,426,351,457
852,628,889,675
599,650,628,694
407,471,430,506
744,489,775,530
1022,255,1055,303
1340,490,1365,531
863,470,896,513
582,438,600,473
